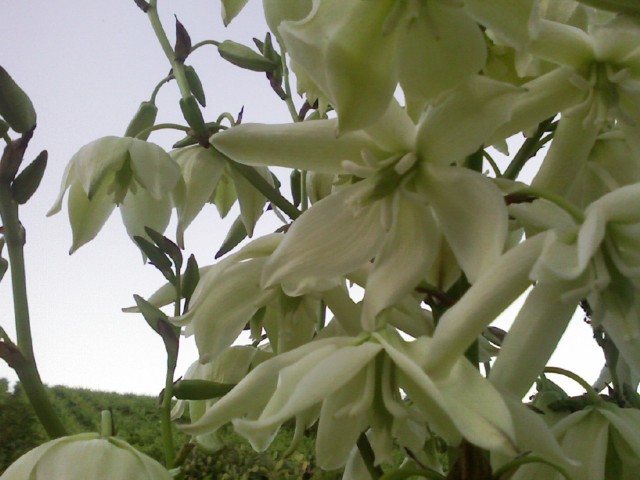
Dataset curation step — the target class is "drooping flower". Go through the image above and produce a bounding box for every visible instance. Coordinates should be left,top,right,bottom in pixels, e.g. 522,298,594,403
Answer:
277,0,488,132
47,136,180,253
212,77,518,330
0,423,171,479
179,328,569,471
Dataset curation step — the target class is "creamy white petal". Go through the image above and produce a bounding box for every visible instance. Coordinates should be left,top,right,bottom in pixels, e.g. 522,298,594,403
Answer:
128,139,181,200
363,195,438,323
490,283,577,398
262,183,386,294
211,119,383,174
120,187,172,246
416,75,522,166
67,181,116,254
229,165,271,237
424,234,546,372
423,165,508,284
73,136,131,198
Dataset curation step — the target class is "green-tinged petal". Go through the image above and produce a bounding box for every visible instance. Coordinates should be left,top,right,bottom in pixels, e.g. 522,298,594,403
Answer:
176,258,276,363
464,0,536,50
532,114,600,194
221,0,248,25
262,0,312,43
501,395,578,471
120,187,172,246
557,409,609,480
375,335,460,444
229,165,271,236
362,98,415,153
73,136,131,198
211,119,381,173
529,19,594,69
363,195,438,323
599,404,640,459
47,160,75,216
128,139,181,200
68,181,116,254
416,75,522,166
509,199,577,232
488,67,584,144
424,234,546,372
490,283,577,398
262,183,386,295
316,367,372,470
212,170,237,218
397,2,486,103
171,146,226,247
241,342,381,431
180,339,349,436
321,286,364,336
422,165,508,284
588,182,640,223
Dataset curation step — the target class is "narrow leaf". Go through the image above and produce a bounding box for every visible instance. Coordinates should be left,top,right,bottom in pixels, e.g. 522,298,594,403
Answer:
11,150,47,204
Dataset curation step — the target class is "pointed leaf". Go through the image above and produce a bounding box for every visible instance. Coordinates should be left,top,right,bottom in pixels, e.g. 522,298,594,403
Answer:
11,150,47,204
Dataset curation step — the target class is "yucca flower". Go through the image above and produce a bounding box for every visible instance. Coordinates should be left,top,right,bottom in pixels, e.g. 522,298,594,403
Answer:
47,136,180,253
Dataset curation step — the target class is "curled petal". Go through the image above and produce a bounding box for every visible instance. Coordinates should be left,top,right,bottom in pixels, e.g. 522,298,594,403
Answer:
68,181,116,254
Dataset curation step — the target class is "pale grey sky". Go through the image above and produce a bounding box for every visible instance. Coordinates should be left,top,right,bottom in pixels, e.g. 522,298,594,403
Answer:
0,0,291,394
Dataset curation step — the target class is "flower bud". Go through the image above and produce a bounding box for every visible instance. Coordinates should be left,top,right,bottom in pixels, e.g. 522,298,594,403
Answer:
124,101,158,140
217,40,279,72
0,66,36,134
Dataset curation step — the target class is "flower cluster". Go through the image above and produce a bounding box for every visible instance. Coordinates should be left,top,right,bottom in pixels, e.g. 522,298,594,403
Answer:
42,0,640,477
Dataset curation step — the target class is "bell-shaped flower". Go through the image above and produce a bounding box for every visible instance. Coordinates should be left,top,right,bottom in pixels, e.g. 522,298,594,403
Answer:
212,77,518,330
47,136,180,253
179,328,569,472
511,401,640,480
277,0,487,132
171,345,272,452
170,145,274,247
0,429,171,479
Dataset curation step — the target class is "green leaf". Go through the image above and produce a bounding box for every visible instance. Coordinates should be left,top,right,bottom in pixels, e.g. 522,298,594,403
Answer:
144,226,182,272
133,294,169,334
182,254,200,303
11,150,47,204
133,235,175,284
215,214,248,259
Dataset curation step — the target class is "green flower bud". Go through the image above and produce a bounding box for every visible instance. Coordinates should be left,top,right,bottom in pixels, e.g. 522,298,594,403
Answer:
0,66,36,134
185,65,206,107
0,432,172,479
11,150,47,204
124,101,158,140
217,40,279,72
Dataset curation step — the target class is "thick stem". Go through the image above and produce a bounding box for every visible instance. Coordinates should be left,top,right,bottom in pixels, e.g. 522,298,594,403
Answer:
0,184,67,438
357,433,384,480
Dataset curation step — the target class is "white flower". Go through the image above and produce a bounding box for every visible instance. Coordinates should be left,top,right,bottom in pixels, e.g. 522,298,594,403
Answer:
47,136,180,253
212,77,518,329
0,432,171,479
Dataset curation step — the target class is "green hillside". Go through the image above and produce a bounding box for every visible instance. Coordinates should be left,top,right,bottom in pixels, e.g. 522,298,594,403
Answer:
0,379,341,479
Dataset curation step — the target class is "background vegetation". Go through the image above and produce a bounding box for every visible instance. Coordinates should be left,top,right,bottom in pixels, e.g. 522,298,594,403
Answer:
0,379,342,479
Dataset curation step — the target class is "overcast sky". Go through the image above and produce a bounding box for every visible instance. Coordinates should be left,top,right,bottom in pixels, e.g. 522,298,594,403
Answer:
1,1,604,397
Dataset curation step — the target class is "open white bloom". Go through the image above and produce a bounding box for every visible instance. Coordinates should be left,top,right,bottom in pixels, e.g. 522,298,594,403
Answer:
0,432,171,479
179,328,569,471
512,401,640,480
278,0,487,132
47,136,180,252
212,77,518,329
170,145,273,247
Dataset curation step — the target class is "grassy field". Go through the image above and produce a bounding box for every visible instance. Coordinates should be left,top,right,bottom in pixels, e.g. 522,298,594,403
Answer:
0,378,343,479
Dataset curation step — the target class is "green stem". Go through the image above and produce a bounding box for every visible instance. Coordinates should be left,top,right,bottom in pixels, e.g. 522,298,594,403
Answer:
147,0,191,99
502,117,555,181
357,433,384,480
280,48,300,122
150,74,173,104
0,184,67,438
134,122,191,140
191,39,220,52
222,154,301,220
544,366,600,404
512,187,584,222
